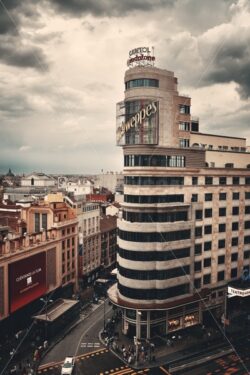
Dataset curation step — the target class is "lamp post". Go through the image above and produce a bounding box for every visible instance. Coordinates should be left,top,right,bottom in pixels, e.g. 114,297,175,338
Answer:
40,297,53,340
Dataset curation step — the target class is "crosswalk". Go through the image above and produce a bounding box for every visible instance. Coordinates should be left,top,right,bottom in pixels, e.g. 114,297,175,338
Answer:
81,342,101,348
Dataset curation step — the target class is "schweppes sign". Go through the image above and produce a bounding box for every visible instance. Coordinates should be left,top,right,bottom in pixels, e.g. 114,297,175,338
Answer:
117,101,158,142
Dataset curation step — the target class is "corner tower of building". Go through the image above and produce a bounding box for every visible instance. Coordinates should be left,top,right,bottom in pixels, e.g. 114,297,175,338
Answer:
109,48,250,339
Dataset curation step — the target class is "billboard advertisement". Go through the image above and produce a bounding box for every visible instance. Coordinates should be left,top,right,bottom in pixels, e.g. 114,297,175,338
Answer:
116,100,159,146
9,252,47,313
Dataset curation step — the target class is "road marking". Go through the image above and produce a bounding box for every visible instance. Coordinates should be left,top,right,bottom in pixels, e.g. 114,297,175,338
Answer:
159,366,171,375
81,342,101,348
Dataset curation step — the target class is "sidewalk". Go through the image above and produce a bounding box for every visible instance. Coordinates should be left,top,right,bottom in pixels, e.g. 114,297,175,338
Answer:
99,314,248,371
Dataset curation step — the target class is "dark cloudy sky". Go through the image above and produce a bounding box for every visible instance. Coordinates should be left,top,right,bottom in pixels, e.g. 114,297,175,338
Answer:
0,0,250,174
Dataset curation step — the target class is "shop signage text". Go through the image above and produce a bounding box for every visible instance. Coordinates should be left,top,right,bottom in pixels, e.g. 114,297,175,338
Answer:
127,46,155,67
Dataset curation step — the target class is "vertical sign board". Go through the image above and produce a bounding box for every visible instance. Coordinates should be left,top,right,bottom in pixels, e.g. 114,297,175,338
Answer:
8,252,47,313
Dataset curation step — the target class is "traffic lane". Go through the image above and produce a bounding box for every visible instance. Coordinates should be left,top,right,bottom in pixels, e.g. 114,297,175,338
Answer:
40,300,112,364
174,351,250,375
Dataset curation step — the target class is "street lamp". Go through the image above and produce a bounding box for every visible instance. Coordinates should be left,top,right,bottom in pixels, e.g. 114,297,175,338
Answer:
40,297,53,340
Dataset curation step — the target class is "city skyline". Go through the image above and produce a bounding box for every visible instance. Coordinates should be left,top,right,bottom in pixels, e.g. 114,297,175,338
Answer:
1,0,250,174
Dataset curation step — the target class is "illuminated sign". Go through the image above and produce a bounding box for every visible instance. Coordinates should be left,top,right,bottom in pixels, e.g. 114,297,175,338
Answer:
127,46,155,68
228,286,250,298
117,101,157,141
9,252,47,313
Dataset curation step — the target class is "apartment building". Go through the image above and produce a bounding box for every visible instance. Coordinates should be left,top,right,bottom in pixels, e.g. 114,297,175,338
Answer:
0,200,78,322
108,50,250,339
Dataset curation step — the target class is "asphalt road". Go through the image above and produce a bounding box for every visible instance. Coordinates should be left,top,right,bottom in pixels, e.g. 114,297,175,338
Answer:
41,299,113,365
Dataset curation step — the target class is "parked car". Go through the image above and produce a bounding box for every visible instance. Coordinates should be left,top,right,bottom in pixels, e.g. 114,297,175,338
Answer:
61,356,74,375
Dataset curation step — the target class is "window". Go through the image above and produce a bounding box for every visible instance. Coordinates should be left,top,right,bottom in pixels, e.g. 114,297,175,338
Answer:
231,268,237,278
118,229,191,242
204,241,212,251
244,250,250,259
62,240,65,250
231,253,238,261
42,213,47,230
34,213,40,233
205,193,213,201
194,278,201,289
217,271,224,281
218,255,225,264
195,244,202,255
124,194,184,204
205,208,212,218
233,192,239,200
205,177,213,185
119,247,190,261
232,222,239,231
192,177,198,185
203,274,211,284
179,104,190,114
245,236,250,244
125,176,184,185
245,192,250,199
233,177,240,185
219,223,226,232
204,225,212,234
179,139,190,148
179,122,190,131
195,261,201,272
219,193,227,200
231,237,238,246
245,206,250,214
219,177,227,185
204,258,211,267
192,194,198,202
123,210,188,223
218,239,225,248
125,78,159,89
245,221,250,229
195,227,202,237
232,207,239,215
195,210,203,220
219,207,226,216
191,121,199,132
245,177,250,185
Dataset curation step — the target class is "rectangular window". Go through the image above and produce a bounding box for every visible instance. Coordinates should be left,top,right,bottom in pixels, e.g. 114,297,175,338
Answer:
217,271,224,281
218,239,225,248
204,225,212,234
192,177,198,185
205,177,213,185
244,250,250,259
179,138,190,148
245,206,250,214
205,193,213,201
204,241,212,251
219,177,227,185
245,221,250,229
233,177,240,185
41,213,47,230
219,223,226,232
195,244,202,255
231,268,237,278
219,207,227,216
195,210,203,220
245,192,250,199
219,193,227,200
232,222,239,231
232,207,239,215
203,274,211,285
218,255,225,264
245,235,250,244
245,177,250,185
233,192,239,200
194,278,201,289
205,208,212,218
179,104,190,114
34,213,40,233
179,122,190,131
195,261,202,272
231,253,238,261
231,237,238,246
204,258,211,267
192,194,198,202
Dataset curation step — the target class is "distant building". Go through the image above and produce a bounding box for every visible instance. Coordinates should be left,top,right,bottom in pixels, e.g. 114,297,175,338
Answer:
21,172,56,187
100,215,117,274
94,172,124,193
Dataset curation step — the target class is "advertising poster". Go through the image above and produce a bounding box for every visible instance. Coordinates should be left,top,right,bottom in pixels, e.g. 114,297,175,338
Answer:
9,252,47,313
